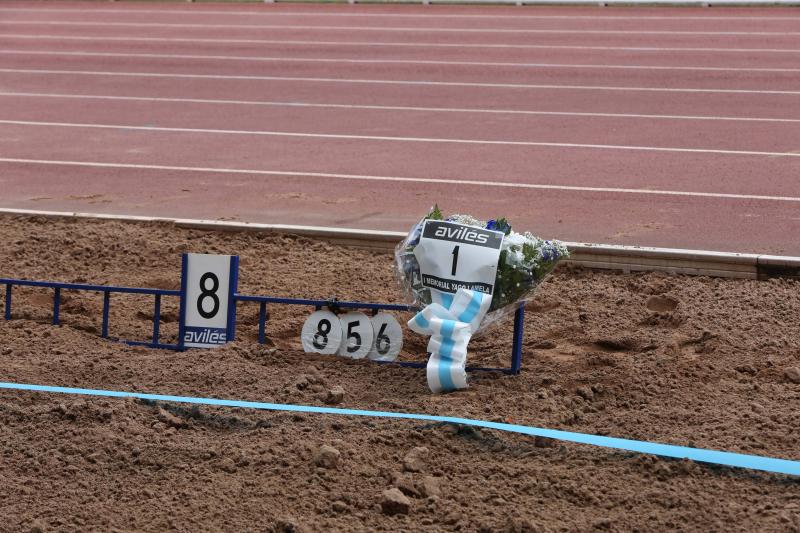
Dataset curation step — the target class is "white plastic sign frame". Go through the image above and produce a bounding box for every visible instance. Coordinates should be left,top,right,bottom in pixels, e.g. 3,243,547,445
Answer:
178,253,239,349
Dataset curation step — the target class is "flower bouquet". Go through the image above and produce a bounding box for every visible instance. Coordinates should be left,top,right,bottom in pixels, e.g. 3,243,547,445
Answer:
396,205,569,332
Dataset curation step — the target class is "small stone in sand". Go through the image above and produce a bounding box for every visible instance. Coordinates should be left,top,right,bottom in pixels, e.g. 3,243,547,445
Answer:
313,445,341,469
784,367,800,384
324,386,345,405
380,488,411,516
419,476,442,498
403,447,428,473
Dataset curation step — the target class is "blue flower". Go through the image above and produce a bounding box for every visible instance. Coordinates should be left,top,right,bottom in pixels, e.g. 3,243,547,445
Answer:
540,242,561,263
408,223,423,246
489,218,512,235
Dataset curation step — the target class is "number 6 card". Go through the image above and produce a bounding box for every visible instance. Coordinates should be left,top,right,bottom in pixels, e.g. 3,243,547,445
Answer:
413,220,504,297
368,313,403,362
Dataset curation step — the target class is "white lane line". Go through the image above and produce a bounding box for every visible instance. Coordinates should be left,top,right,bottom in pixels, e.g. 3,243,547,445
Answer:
2,119,798,158
3,91,797,123
0,7,798,20
3,33,799,54
2,20,800,35
4,49,800,73
2,68,799,96
2,157,798,203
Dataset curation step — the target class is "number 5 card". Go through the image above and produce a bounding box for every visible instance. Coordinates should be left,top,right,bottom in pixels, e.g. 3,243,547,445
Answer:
413,220,504,297
179,253,239,349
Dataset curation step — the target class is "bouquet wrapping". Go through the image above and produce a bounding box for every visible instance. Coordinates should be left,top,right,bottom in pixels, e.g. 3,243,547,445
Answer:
396,206,569,335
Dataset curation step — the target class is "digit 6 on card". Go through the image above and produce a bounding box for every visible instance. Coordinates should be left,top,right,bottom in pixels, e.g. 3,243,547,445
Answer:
368,313,403,362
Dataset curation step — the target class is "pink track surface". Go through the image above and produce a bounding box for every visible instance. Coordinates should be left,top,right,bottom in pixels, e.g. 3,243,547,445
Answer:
1,1,799,254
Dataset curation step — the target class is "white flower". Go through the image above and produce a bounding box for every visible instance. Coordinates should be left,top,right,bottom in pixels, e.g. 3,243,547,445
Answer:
447,214,485,227
504,232,527,247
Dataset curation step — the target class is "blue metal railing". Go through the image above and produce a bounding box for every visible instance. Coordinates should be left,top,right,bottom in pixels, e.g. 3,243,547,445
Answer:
233,294,525,373
1,278,181,350
1,277,525,374
233,294,413,345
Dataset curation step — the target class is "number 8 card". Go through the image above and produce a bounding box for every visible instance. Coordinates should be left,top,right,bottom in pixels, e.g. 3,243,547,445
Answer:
180,253,238,349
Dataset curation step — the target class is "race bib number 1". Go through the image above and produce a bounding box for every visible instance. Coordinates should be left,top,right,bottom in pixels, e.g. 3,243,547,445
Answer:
179,253,239,349
413,220,504,296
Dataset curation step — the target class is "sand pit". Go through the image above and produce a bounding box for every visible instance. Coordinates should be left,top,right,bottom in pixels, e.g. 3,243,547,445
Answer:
1,215,799,531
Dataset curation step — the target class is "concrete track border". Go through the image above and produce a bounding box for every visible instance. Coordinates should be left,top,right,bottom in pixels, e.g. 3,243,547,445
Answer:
2,208,798,280
252,0,800,6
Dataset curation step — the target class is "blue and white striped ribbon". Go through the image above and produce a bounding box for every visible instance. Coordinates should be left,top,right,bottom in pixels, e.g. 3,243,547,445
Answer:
408,289,491,393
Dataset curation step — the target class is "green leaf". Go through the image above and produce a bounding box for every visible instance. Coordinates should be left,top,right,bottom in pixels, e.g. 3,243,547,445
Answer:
494,217,512,235
427,204,444,220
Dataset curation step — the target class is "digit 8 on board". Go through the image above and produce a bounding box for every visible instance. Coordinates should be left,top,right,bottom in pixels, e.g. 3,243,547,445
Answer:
197,272,220,319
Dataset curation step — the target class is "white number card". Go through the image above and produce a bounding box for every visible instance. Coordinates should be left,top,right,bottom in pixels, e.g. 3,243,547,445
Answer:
368,313,403,362
337,312,374,360
301,310,343,355
181,253,235,348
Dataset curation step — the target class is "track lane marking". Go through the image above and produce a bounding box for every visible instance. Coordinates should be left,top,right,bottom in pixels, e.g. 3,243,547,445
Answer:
2,91,797,123
3,20,800,36
3,34,799,54
2,119,799,157
1,68,798,96
4,49,800,73
1,158,799,203
1,7,799,20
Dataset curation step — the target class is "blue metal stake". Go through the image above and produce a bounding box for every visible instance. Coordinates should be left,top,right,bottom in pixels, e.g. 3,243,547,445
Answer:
0,271,525,373
226,256,240,342
152,294,161,345
101,291,110,338
0,278,179,350
52,288,61,325
258,301,267,344
4,284,11,320
510,304,525,374
177,254,188,351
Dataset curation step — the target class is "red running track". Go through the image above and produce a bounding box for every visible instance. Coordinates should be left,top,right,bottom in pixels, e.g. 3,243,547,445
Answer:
1,1,799,254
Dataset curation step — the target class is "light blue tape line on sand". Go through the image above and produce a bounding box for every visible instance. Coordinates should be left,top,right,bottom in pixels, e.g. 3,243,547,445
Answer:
1,381,799,477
